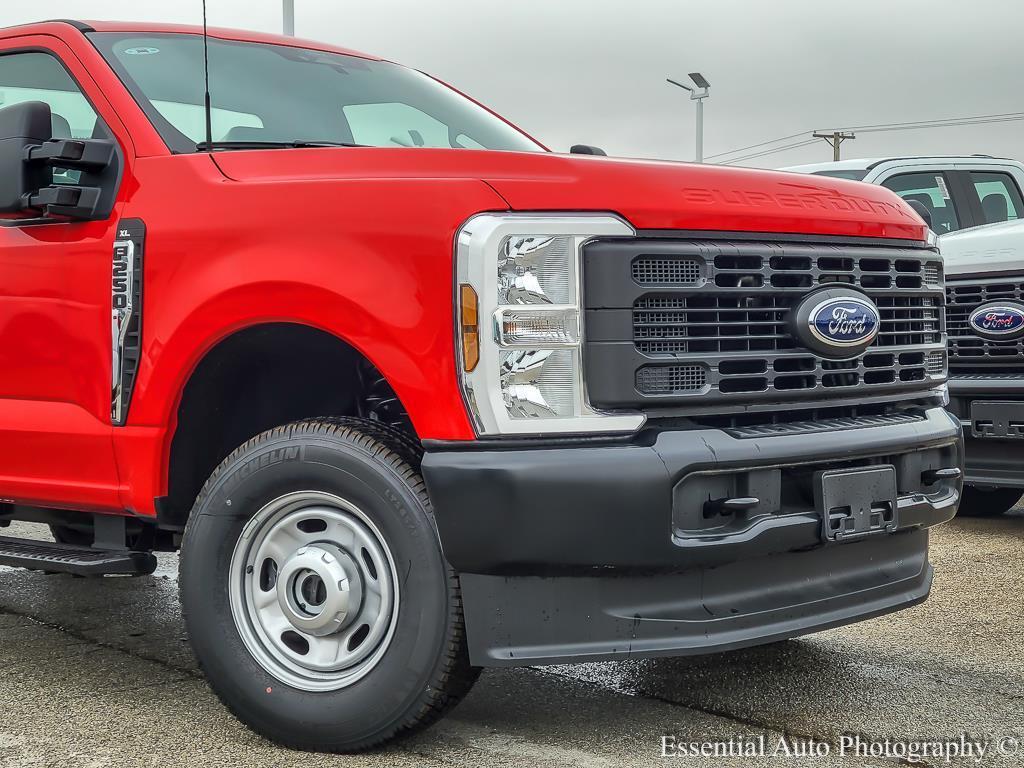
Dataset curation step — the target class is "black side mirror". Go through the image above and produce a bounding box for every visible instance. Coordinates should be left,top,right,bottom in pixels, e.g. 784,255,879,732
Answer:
570,144,607,156
0,101,52,212
0,100,119,222
905,199,934,231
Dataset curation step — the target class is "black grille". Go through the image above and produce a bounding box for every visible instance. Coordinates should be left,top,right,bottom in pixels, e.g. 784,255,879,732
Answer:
947,277,1024,372
583,238,946,412
664,249,941,291
631,351,942,396
632,294,941,355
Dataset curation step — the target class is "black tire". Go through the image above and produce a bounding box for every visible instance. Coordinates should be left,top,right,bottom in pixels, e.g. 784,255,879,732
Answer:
179,418,479,752
957,486,1023,518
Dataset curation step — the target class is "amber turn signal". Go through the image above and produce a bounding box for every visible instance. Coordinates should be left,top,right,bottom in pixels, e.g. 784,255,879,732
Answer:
460,284,479,371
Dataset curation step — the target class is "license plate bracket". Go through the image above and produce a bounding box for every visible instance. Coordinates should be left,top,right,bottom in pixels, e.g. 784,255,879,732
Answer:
814,466,897,542
970,401,1024,439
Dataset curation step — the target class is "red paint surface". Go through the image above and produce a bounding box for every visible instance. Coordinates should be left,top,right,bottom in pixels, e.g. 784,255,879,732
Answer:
0,22,927,516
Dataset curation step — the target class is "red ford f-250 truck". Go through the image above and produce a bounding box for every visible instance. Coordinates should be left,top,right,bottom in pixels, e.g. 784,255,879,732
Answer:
0,19,962,752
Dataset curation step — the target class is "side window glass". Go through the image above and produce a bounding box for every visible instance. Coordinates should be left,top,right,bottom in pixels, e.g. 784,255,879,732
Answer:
881,172,961,234
0,51,100,186
970,171,1023,225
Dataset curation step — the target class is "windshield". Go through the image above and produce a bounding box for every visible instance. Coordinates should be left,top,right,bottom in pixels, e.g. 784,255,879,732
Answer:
89,32,544,154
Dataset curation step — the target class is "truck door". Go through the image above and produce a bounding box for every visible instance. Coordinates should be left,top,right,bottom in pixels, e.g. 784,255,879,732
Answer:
961,169,1024,227
0,38,132,511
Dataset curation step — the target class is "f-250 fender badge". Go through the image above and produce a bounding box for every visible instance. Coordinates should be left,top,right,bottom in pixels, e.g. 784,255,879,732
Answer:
969,301,1024,341
111,219,146,425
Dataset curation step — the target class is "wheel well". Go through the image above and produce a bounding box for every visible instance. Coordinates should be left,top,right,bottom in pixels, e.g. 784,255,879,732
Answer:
163,324,414,529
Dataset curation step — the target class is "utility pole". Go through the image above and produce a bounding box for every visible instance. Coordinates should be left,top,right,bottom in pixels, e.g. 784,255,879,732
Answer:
813,131,856,161
283,0,295,36
667,73,711,163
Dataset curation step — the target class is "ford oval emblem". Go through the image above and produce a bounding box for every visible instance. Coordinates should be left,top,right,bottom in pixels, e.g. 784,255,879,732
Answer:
790,289,881,358
969,302,1024,341
808,295,880,349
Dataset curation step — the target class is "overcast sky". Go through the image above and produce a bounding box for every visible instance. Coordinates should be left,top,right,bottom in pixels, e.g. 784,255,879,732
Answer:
3,1,1022,167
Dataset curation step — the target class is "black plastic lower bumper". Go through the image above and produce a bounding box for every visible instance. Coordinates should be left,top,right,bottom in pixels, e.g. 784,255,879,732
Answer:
422,406,961,574
422,405,961,666
949,377,1024,488
459,529,932,665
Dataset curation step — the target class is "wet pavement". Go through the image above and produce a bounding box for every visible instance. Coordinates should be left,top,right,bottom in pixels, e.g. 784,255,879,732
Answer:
0,510,1021,767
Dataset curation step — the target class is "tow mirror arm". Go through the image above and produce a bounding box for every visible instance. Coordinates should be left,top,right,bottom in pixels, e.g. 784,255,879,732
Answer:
17,138,117,222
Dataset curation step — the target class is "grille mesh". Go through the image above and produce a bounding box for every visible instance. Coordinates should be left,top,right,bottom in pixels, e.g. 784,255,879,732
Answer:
926,351,946,376
633,294,941,355
636,364,707,394
632,257,701,286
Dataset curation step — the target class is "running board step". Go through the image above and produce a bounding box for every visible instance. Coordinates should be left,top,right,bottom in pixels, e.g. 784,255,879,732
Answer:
0,536,157,576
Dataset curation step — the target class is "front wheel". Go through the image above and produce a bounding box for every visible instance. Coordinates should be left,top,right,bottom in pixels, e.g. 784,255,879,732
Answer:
179,418,478,752
957,486,1023,518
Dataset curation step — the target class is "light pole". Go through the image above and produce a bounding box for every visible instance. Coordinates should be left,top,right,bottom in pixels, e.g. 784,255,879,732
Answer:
667,72,711,163
283,0,295,36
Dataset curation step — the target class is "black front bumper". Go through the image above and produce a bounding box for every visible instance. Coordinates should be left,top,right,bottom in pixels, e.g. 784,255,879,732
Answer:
949,377,1024,488
422,405,962,666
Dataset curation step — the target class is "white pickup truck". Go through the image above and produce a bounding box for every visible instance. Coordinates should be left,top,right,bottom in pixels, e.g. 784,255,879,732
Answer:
939,219,1024,515
783,156,1024,236
786,156,1024,515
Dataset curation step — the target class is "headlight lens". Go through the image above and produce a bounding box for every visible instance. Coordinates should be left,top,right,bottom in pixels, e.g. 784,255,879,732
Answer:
501,349,578,419
499,235,575,305
456,214,645,436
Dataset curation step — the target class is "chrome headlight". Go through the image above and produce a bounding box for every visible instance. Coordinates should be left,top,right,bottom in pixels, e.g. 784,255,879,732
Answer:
455,213,646,436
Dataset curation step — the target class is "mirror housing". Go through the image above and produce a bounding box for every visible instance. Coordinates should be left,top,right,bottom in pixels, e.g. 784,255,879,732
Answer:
0,101,120,223
570,144,607,156
0,101,53,212
905,199,934,231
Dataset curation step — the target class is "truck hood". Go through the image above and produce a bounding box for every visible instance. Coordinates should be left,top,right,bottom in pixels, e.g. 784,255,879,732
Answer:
212,148,925,240
940,219,1024,276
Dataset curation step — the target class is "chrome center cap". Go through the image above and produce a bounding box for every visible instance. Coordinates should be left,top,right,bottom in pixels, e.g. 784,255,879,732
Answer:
276,544,362,637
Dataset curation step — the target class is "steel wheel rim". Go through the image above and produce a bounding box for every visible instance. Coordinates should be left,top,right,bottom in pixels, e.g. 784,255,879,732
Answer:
228,490,399,692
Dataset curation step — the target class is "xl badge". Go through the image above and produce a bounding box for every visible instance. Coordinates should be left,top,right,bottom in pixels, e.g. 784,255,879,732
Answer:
969,302,1024,341
791,288,880,358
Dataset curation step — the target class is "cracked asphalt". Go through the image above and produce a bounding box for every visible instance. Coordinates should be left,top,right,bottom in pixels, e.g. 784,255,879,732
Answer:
0,510,1022,768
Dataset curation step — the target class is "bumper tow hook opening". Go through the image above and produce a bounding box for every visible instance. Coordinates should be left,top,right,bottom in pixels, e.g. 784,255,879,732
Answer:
703,496,760,518
921,467,962,485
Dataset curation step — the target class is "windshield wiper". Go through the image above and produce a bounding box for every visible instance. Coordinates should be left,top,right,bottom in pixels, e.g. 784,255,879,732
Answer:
196,140,366,151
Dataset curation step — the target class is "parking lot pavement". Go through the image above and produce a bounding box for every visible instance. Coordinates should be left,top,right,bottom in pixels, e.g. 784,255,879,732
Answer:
0,511,1021,768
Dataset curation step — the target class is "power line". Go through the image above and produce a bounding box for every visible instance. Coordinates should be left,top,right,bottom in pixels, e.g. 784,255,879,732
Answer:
720,114,1024,165
709,109,1024,163
835,110,1024,133
704,130,808,161
719,138,820,165
856,113,1024,134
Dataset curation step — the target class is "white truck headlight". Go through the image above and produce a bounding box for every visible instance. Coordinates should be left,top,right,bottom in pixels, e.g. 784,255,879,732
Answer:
456,213,646,436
